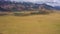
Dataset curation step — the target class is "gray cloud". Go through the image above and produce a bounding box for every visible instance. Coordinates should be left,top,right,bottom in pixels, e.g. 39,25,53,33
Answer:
10,0,60,6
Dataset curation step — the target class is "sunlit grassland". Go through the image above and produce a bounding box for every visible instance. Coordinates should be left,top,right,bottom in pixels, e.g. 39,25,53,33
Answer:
0,12,60,34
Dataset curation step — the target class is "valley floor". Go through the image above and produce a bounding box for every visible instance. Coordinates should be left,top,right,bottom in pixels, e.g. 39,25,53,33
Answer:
0,13,60,34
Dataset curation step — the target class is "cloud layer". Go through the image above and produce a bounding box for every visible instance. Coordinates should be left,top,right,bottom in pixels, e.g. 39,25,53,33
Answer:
11,0,60,6
11,0,59,2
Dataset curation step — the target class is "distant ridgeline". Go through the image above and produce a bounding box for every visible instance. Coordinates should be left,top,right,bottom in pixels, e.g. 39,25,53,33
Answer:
0,0,56,12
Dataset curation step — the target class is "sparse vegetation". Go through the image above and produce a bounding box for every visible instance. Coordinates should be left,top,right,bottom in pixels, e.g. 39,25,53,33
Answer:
14,12,24,16
0,11,53,16
0,12,60,34
13,10,52,16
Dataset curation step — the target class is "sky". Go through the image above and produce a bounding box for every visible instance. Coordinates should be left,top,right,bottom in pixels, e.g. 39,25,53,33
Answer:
11,0,60,6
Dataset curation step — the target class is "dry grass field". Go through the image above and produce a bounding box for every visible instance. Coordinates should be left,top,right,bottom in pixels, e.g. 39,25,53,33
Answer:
0,12,60,34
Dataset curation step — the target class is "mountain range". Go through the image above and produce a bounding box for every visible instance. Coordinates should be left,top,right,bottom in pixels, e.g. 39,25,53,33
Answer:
0,0,60,12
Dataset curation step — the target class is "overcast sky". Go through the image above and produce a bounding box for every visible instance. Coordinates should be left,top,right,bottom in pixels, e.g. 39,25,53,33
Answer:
11,0,60,6
11,0,59,2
